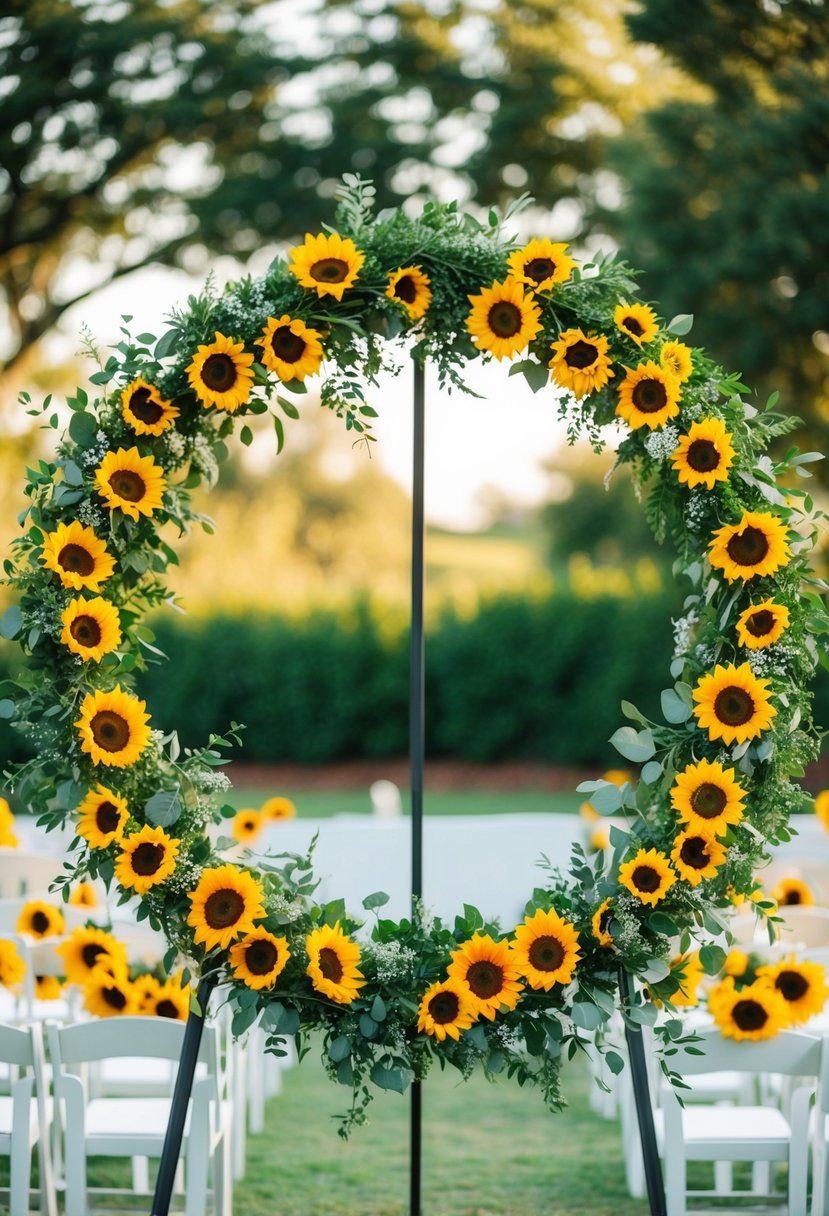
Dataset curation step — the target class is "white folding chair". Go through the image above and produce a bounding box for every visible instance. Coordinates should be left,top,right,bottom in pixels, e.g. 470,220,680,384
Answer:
656,1027,822,1216
0,1022,57,1216
46,1016,232,1216
776,907,829,951
0,854,62,900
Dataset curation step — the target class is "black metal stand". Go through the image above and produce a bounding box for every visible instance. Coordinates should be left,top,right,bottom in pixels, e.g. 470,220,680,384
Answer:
617,968,667,1216
409,356,426,1216
151,969,220,1215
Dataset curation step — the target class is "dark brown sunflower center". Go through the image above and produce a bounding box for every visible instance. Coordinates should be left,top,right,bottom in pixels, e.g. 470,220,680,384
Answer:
90,710,131,752
732,998,768,1032
70,615,102,647
310,257,349,284
726,526,770,567
746,609,775,637
622,315,644,336
81,943,106,969
598,906,613,935
156,998,180,1019
488,302,522,338
58,543,95,575
393,275,418,304
246,940,279,975
239,817,257,834
524,257,556,282
103,985,128,1011
318,946,344,984
428,990,460,1024
679,836,710,869
565,339,599,370
466,960,504,1000
690,783,728,819
714,686,754,727
528,935,565,972
632,865,661,893
775,970,809,1001
201,353,238,393
632,379,668,413
131,842,165,876
271,327,306,363
31,910,50,935
96,801,121,834
128,388,164,425
687,438,720,472
108,470,146,503
204,889,245,929
781,889,802,906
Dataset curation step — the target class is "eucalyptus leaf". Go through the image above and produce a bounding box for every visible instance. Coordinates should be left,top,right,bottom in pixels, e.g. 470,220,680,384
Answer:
144,787,183,828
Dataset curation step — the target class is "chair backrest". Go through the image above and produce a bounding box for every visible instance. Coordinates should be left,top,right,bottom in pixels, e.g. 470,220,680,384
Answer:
669,1027,822,1078
0,852,62,899
0,1021,35,1069
776,906,829,948
47,1015,219,1071
0,898,93,936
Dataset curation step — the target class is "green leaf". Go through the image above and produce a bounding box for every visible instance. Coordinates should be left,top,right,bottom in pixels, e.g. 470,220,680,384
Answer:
62,460,84,486
661,688,691,724
232,1004,259,1036
666,314,694,336
359,1013,378,1039
647,912,678,936
328,1035,350,1063
640,760,663,785
273,414,285,454
605,1050,625,1076
362,891,390,911
521,360,550,394
277,396,301,420
641,959,670,982
155,330,180,360
370,994,387,1023
370,1062,411,1094
609,725,656,762
0,605,23,640
590,783,623,814
570,1000,604,1031
144,787,183,828
699,944,726,976
240,425,253,447
0,699,15,719
68,411,98,447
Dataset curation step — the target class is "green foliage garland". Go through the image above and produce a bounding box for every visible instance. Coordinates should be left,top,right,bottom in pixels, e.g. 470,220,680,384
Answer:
3,176,827,1133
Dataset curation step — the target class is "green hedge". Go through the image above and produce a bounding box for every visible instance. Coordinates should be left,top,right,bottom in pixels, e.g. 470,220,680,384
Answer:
2,592,825,772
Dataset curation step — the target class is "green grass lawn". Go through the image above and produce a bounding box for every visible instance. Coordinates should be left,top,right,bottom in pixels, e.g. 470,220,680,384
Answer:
226,788,582,818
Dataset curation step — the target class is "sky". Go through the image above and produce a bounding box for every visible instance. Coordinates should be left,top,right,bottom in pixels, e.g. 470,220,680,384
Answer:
48,261,586,531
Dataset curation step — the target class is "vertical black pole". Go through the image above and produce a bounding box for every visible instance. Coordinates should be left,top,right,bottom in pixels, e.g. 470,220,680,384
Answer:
409,356,426,1216
151,970,219,1215
618,968,667,1216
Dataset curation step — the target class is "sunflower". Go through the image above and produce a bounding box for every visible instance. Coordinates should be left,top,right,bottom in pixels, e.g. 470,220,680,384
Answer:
187,864,266,952
466,279,542,361
288,231,365,300
121,377,179,437
230,928,291,991
0,939,26,990
75,685,152,768
114,824,180,895
815,790,829,832
385,266,432,321
669,952,705,1008
691,662,776,745
133,974,162,1012
231,808,264,844
60,596,122,663
258,315,325,381
736,599,790,650
614,302,658,347
548,328,615,397
589,825,610,851
616,361,681,430
771,876,815,907
0,798,18,848
35,975,64,1001
186,332,255,412
16,899,65,940
708,511,791,583
670,758,746,837
756,956,829,1025
604,769,633,786
57,926,128,986
447,933,523,1019
417,978,478,1042
83,966,137,1018
723,949,749,978
591,899,615,948
261,796,297,821
660,340,693,382
618,848,676,906
506,239,577,292
671,829,728,887
708,977,788,1042
306,921,365,1004
149,979,191,1021
95,447,166,521
512,907,581,990
76,784,130,848
69,882,98,908
41,520,116,592
672,418,735,490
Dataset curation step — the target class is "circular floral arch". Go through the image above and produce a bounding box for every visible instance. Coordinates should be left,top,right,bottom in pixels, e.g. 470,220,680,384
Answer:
3,176,825,1129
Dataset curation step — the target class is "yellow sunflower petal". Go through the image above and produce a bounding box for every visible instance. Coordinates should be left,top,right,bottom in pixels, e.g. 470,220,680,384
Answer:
385,266,432,321
41,521,116,592
735,599,790,650
417,978,478,1041
122,377,180,436
305,921,364,1004
230,928,290,991
616,361,681,430
511,907,581,990
755,955,829,1025
16,899,65,940
708,510,791,583
466,279,543,361
549,328,615,397
506,239,576,292
258,315,324,381
670,829,728,887
186,332,256,412
187,864,266,952
76,784,130,848
672,417,735,489
709,977,788,1041
618,848,676,906
691,662,776,745
670,758,746,836
60,596,122,663
74,685,152,768
95,447,166,521
614,302,659,347
447,933,523,1019
287,232,365,301
114,824,180,895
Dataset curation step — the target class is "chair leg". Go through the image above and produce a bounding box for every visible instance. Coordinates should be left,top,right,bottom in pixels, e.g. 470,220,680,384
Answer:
9,1128,33,1216
132,1155,150,1193
663,1144,687,1216
714,1160,734,1194
752,1160,770,1195
63,1150,87,1216
213,1131,232,1216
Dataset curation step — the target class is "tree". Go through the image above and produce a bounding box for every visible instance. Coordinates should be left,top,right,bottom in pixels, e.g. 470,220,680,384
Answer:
603,0,829,441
